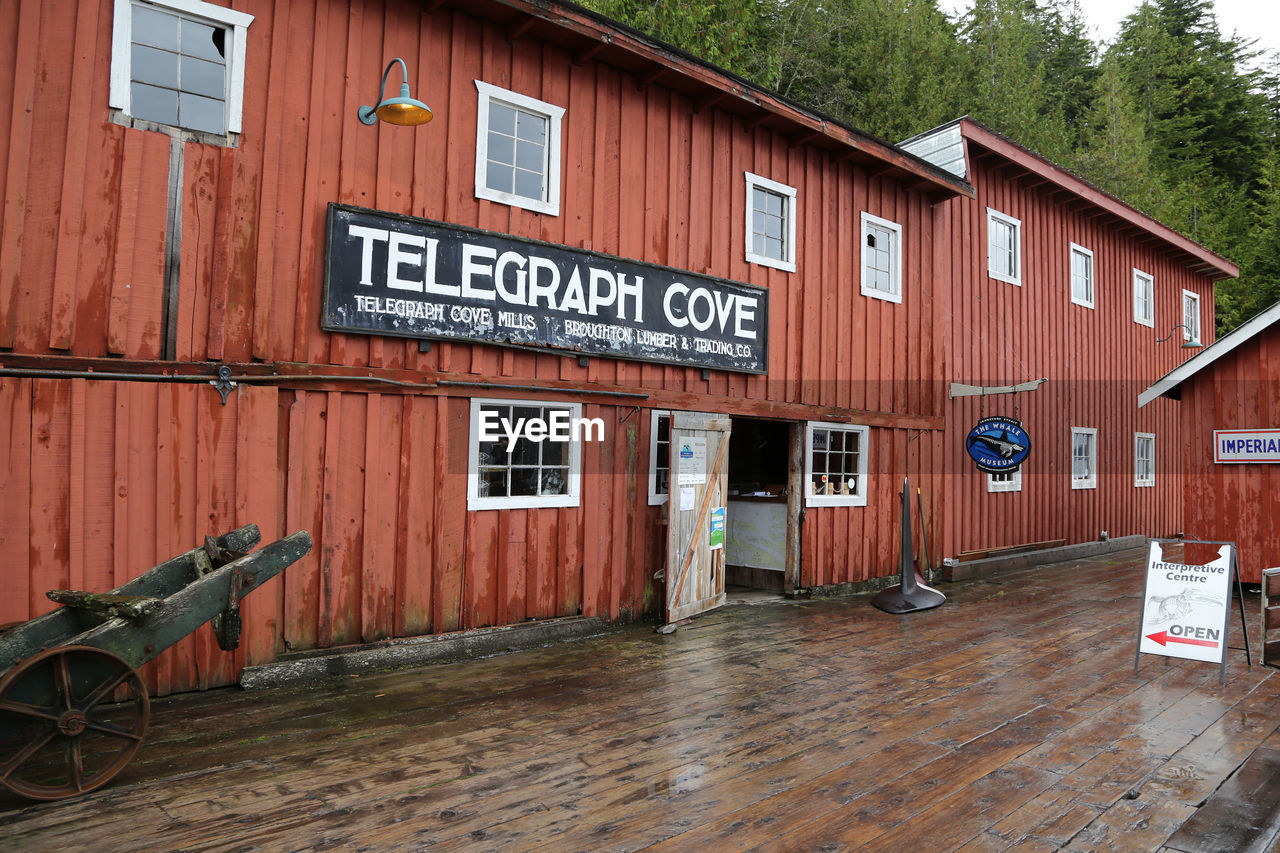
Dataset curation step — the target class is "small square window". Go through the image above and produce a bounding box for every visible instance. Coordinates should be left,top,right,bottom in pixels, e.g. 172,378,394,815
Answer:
110,0,253,137
1070,243,1094,309
805,422,869,507
987,469,1023,493
1071,427,1097,490
745,172,797,272
861,212,903,303
648,410,671,505
1182,290,1202,344
987,208,1022,286
1133,270,1154,327
1135,432,1155,487
468,399,583,510
474,81,565,216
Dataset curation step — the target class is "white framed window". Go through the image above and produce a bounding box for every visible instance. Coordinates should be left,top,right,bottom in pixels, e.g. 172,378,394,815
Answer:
1133,269,1154,327
745,172,797,272
1134,432,1155,487
987,207,1022,286
1070,243,1094,309
110,0,253,137
861,212,903,303
1182,290,1202,344
805,422,869,507
474,81,565,216
987,469,1023,493
647,410,671,506
467,399,582,510
1071,427,1097,490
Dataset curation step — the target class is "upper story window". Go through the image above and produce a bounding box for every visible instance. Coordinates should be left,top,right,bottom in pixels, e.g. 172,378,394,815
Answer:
805,422,869,507
745,172,797,273
110,0,253,138
647,410,671,506
467,399,584,510
987,208,1022,286
1134,432,1155,487
474,81,564,216
1133,269,1154,327
1182,290,1202,344
861,213,902,303
987,469,1023,493
1071,427,1097,490
1070,243,1094,309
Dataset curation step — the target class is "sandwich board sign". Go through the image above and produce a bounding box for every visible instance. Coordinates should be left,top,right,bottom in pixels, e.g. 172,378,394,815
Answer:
1135,539,1249,683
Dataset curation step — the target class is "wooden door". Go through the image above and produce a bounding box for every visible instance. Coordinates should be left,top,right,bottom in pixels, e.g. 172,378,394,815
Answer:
665,412,731,627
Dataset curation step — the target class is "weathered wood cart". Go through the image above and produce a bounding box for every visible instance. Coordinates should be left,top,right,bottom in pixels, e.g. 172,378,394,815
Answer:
0,525,312,800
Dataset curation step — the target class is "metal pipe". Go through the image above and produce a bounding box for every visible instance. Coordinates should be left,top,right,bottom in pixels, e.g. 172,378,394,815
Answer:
0,366,438,391
436,379,649,399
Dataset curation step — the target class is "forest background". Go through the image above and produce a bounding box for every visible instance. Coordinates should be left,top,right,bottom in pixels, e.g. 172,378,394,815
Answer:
579,0,1280,332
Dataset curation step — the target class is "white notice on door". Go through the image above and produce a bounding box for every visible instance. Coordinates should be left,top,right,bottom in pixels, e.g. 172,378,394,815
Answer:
679,487,695,512
677,436,708,485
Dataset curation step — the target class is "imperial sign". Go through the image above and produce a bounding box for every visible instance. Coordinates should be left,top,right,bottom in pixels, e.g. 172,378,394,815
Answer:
964,416,1031,474
323,204,768,373
1214,429,1280,463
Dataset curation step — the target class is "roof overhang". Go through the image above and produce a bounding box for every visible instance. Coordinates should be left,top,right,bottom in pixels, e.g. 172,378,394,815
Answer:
956,120,1238,281
1139,301,1280,407
424,0,975,203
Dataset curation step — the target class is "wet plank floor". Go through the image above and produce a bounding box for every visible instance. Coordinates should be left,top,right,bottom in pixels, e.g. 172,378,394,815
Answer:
3,547,1279,852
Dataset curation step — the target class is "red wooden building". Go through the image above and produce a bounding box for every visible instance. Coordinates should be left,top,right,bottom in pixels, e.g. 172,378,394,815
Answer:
0,0,1244,695
902,119,1238,565
1140,302,1280,583
0,0,977,693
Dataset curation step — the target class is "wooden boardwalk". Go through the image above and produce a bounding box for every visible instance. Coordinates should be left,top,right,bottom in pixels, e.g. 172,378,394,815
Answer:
3,547,1278,851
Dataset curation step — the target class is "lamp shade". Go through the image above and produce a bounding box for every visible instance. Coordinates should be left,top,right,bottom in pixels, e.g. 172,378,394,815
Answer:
359,60,432,127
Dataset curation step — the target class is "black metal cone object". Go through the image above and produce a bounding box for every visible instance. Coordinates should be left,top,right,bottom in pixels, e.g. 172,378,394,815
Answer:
872,476,946,614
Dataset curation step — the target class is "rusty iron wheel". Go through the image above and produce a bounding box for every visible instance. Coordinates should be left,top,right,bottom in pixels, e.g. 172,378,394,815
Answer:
0,646,149,801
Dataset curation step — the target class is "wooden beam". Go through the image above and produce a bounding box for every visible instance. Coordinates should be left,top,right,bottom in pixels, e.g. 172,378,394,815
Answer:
743,111,772,132
572,39,606,66
787,129,821,148
693,90,726,113
506,17,536,42
635,67,665,91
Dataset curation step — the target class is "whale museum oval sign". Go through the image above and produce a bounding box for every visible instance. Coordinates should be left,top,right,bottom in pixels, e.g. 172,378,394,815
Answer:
965,416,1031,474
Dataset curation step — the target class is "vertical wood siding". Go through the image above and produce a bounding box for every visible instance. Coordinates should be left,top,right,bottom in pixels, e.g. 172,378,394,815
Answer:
0,0,952,692
1180,334,1280,582
939,151,1218,557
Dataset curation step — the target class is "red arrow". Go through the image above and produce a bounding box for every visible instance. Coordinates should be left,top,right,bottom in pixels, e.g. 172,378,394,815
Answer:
1145,631,1219,648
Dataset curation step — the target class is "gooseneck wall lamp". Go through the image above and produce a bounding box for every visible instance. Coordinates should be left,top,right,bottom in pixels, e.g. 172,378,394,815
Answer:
358,58,433,126
1156,323,1202,349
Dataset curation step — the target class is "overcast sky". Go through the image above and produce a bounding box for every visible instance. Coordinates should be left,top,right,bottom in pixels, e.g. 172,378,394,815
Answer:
938,0,1280,65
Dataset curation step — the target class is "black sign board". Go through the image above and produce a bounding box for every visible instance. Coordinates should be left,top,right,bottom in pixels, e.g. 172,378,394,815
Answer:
322,204,768,373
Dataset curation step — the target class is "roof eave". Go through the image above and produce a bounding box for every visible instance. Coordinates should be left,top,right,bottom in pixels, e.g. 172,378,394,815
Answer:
1139,301,1280,407
958,120,1238,281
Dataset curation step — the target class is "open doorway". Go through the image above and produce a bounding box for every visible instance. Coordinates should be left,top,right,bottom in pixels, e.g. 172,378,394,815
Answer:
725,418,800,598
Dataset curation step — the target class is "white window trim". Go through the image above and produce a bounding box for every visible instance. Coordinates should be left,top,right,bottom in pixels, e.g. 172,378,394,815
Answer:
109,0,254,136
474,80,565,217
987,469,1023,493
647,409,670,506
1182,289,1202,344
860,212,903,304
986,207,1022,286
467,398,582,511
1134,432,1156,488
1133,269,1154,327
1071,427,1098,490
744,171,797,273
804,421,870,508
1069,242,1095,309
